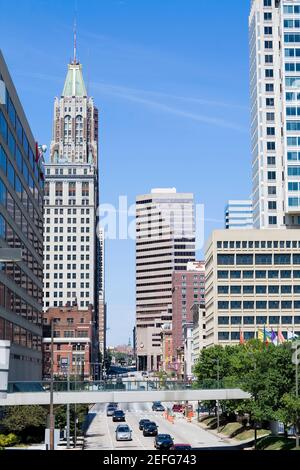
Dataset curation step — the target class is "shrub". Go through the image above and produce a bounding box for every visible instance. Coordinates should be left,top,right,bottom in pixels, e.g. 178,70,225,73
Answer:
0,433,20,447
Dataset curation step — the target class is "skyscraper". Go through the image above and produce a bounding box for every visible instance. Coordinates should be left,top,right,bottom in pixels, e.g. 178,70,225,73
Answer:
250,0,300,228
43,48,101,367
135,188,195,371
0,50,44,380
224,200,254,229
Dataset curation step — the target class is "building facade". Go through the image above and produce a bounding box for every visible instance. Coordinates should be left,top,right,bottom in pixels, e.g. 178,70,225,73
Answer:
205,229,300,347
160,322,173,373
0,50,44,380
225,200,254,229
43,54,101,368
191,303,206,366
135,188,195,371
183,322,193,381
172,261,205,358
43,305,93,379
249,0,300,228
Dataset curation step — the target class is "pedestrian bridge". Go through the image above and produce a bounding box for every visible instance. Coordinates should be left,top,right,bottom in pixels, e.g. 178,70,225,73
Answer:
0,380,251,406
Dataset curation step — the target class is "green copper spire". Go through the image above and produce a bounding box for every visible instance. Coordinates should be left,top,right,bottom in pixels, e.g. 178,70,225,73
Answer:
62,63,87,97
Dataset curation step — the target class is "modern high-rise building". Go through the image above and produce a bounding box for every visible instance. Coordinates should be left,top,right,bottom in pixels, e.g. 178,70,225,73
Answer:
43,50,101,367
135,188,195,371
98,227,107,361
224,200,254,229
249,0,300,229
0,50,44,380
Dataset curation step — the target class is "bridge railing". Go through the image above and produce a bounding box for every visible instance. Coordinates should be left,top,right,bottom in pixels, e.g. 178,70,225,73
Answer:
7,378,242,393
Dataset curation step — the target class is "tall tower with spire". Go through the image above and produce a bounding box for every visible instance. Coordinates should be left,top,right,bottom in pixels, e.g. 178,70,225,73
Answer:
43,37,103,376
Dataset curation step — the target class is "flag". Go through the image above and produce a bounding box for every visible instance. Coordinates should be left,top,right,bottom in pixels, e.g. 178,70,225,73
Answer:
287,331,299,341
239,327,245,345
278,329,286,344
258,329,264,342
264,326,272,345
271,329,278,346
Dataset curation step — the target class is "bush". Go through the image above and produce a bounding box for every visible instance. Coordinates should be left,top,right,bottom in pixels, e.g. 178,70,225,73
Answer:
0,433,20,447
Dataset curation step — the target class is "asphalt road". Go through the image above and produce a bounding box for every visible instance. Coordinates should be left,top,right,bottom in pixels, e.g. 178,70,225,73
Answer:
84,402,231,450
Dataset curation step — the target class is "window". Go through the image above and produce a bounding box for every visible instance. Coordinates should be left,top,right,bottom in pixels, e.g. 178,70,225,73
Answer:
256,285,267,294
266,83,274,92
281,270,292,279
269,301,280,309
243,286,254,294
231,301,241,310
218,286,229,294
218,332,229,341
274,254,291,265
236,254,253,265
256,271,267,279
256,301,267,309
269,216,277,225
255,254,272,265
231,286,241,294
218,317,229,325
230,271,241,279
243,271,254,279
217,271,229,279
218,301,229,310
264,0,272,6
257,316,267,325
231,316,242,325
217,254,234,265
244,316,255,324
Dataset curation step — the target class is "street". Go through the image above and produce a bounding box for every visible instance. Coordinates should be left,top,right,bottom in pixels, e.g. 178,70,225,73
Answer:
84,402,231,450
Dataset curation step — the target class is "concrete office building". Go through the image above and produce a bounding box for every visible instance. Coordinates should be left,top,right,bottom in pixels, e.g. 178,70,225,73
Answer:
43,50,101,367
225,200,254,229
135,188,195,371
250,0,300,228
172,261,205,358
205,229,300,347
0,51,44,380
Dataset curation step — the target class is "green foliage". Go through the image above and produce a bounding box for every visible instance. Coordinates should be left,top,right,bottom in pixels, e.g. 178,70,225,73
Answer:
1,406,47,443
193,340,296,425
54,404,89,435
0,433,20,447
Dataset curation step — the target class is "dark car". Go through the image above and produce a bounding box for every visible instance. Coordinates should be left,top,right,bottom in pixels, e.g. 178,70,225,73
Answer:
152,402,165,412
109,402,118,408
172,404,184,413
112,410,125,422
139,418,151,431
154,434,174,450
170,444,192,451
143,422,158,437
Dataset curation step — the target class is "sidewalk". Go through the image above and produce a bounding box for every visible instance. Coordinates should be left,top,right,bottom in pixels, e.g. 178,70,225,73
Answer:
194,418,257,448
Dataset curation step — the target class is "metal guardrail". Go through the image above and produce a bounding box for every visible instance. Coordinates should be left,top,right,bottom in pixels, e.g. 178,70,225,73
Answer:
7,379,242,394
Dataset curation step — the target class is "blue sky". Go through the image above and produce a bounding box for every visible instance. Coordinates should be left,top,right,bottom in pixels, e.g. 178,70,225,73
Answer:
0,0,251,346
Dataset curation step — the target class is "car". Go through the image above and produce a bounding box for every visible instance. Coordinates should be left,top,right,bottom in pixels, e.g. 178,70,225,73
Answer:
139,418,151,431
115,424,132,441
143,422,158,437
154,434,174,450
106,406,116,417
172,404,184,413
152,402,165,412
109,402,118,408
141,371,148,377
138,385,146,390
112,410,126,422
170,444,192,451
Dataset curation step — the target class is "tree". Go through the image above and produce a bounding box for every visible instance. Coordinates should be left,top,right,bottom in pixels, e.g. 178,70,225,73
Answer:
1,406,48,443
276,394,300,438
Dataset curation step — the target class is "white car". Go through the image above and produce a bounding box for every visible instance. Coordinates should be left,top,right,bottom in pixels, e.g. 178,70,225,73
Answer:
115,424,132,441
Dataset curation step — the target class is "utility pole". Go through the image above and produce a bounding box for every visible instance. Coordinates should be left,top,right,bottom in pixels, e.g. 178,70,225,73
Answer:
49,319,55,450
66,361,70,449
216,358,220,433
292,341,300,450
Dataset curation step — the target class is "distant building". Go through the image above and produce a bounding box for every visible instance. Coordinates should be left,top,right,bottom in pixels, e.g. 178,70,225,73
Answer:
0,50,44,381
160,322,173,373
172,261,205,359
191,303,206,366
183,322,193,381
135,188,195,371
43,305,93,379
225,200,253,230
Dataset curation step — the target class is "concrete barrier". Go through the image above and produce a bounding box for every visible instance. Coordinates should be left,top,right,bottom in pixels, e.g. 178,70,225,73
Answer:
0,340,10,399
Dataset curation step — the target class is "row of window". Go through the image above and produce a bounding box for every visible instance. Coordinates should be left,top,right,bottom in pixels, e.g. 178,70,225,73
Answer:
218,285,300,295
44,272,90,279
217,253,300,266
44,301,90,308
45,167,90,176
283,4,300,14
1,92,43,190
217,270,300,279
0,282,42,326
45,208,90,215
217,240,300,249
218,301,300,310
45,291,90,299
218,331,300,341
0,317,42,350
218,316,300,325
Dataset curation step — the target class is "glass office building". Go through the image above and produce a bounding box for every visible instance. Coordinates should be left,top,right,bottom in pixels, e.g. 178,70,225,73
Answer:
0,50,44,380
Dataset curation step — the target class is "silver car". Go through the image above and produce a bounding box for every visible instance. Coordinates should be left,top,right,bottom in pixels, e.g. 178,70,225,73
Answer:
115,424,132,441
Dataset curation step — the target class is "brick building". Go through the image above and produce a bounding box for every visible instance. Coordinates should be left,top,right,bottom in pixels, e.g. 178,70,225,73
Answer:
172,261,205,358
43,305,93,379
